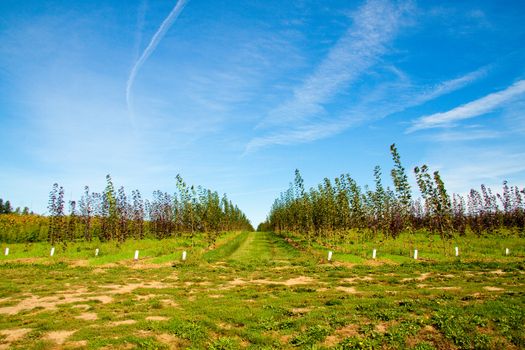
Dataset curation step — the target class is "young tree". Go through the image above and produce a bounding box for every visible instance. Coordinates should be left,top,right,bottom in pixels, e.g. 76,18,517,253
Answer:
67,200,77,242
468,189,483,236
79,186,93,241
390,143,412,233
116,186,130,242
132,189,145,239
3,200,12,214
101,175,118,241
452,194,467,236
47,183,65,246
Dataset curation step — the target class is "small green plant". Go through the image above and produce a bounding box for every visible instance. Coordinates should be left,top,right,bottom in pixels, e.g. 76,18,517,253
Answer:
208,337,240,350
290,325,331,346
167,320,207,342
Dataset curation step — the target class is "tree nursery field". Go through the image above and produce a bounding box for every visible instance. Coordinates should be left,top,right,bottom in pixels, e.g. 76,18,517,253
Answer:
0,231,524,350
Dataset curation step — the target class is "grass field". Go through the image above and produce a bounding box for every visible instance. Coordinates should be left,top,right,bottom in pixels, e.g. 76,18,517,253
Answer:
0,231,524,349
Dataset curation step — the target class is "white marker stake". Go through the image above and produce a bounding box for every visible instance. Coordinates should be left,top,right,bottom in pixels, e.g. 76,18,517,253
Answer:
182,251,187,261
372,249,377,259
505,248,510,256
50,247,55,257
95,248,99,257
414,249,418,260
134,250,139,261
455,246,459,257
327,251,333,261
5,247,9,256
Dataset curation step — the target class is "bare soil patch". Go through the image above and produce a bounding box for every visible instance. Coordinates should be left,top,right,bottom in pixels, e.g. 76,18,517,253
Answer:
0,293,111,315
375,321,398,333
253,276,315,286
227,278,248,286
364,259,394,266
130,261,173,269
282,276,315,286
100,343,134,350
44,330,76,345
332,261,356,268
291,307,311,314
323,324,359,346
218,322,233,330
336,286,358,294
0,328,32,349
135,294,158,301
223,276,316,289
75,312,98,321
111,320,137,326
402,272,432,282
156,333,186,349
184,281,212,287
69,260,89,267
406,325,450,349
102,281,168,294
0,280,172,315
160,299,179,307
342,276,373,283
146,316,169,321
483,286,504,291
65,340,88,348
430,286,461,291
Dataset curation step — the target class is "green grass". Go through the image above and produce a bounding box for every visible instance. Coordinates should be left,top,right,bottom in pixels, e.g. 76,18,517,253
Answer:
0,231,524,349
0,234,211,266
280,230,525,264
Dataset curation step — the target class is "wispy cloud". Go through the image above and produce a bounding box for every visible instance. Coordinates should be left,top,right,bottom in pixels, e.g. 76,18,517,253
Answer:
245,120,353,153
430,129,503,142
246,1,491,153
133,0,148,60
408,79,525,132
432,147,525,194
256,0,411,129
410,67,488,105
126,0,189,122
246,66,486,152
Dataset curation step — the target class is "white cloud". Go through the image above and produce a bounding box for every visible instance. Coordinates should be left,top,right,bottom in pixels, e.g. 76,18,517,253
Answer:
408,79,525,132
411,67,488,105
430,129,502,142
245,119,354,153
435,148,525,195
246,66,486,152
246,1,492,153
126,0,189,121
257,0,411,129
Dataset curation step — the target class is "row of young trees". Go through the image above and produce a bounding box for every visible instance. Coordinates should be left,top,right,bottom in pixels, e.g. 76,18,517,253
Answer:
261,144,525,242
0,198,31,215
47,174,253,245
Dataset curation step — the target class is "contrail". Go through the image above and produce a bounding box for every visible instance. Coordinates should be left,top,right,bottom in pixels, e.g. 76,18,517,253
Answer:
126,0,189,116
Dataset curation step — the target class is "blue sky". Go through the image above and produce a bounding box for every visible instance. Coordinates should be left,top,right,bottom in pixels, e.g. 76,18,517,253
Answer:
1,0,525,226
